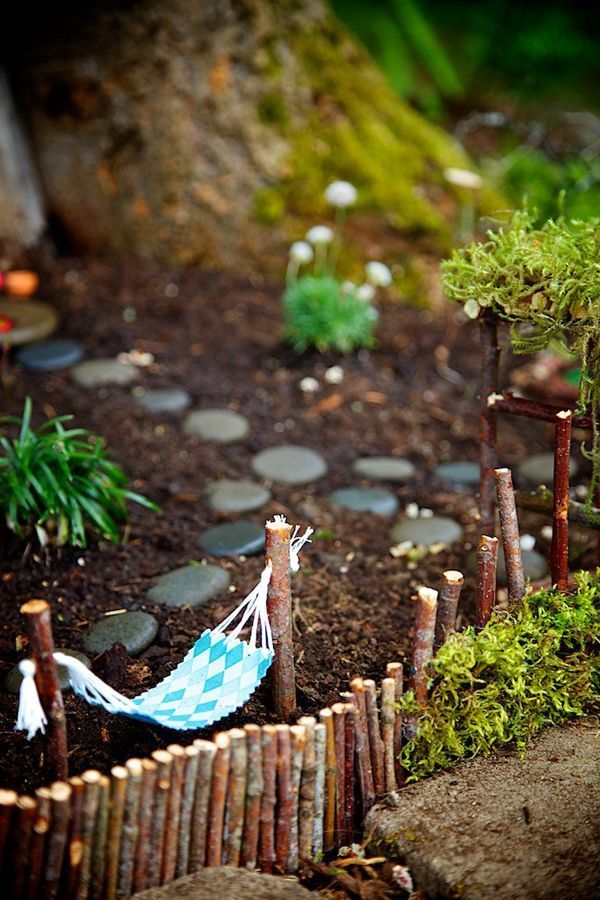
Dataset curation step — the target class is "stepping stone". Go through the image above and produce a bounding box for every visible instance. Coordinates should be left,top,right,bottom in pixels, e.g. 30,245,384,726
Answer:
183,409,249,443
200,520,265,557
466,546,547,585
434,461,479,487
517,453,578,486
390,515,463,547
16,339,84,372
135,387,191,414
353,456,415,482
72,358,138,388
207,480,271,514
3,648,91,695
251,445,327,485
330,487,398,517
0,299,58,346
147,564,230,608
83,611,158,657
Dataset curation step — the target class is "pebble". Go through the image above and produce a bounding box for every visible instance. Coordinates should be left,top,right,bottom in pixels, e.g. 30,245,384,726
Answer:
517,453,578,486
207,479,271,514
251,445,327,484
390,515,463,547
83,611,158,656
135,387,191,414
353,456,416,482
147,564,230,608
3,648,91,695
434,461,480,487
183,409,250,443
16,339,84,372
466,546,547,585
72,358,138,388
330,487,398,517
200,520,265,557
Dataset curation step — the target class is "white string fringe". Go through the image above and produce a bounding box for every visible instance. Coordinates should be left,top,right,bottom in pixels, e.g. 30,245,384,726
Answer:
16,660,47,740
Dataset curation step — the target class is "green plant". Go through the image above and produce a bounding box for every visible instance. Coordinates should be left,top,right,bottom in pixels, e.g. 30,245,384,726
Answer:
0,398,158,548
401,570,599,781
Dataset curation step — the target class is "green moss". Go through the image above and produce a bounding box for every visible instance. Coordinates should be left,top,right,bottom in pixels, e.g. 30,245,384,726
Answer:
257,91,289,126
283,274,376,352
401,570,600,782
253,187,285,225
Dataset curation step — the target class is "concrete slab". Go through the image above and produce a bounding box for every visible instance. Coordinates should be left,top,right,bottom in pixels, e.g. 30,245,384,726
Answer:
133,866,314,898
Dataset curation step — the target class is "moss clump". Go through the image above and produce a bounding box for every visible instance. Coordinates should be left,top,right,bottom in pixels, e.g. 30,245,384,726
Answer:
253,187,285,225
283,274,377,352
401,570,599,781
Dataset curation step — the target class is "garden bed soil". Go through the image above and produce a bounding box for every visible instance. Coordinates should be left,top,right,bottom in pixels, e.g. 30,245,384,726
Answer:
0,259,594,793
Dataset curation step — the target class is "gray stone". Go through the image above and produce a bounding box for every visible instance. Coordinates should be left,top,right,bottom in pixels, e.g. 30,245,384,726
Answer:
132,866,313,899
366,719,599,900
517,452,578,486
353,456,416,481
0,299,58,347
72,358,138,387
390,515,463,546
147,564,230,608
251,445,327,484
207,479,271,514
4,648,91,694
200,520,265,557
16,339,84,372
135,387,191,414
83,611,158,656
183,409,249,443
466,546,548,585
330,487,398,517
434,461,480,486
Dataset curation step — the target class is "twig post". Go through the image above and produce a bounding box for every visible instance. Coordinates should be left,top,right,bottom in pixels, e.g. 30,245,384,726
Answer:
434,571,464,652
381,678,397,793
20,600,68,781
406,587,438,742
206,733,230,867
132,759,156,892
8,796,37,898
476,535,499,628
348,678,375,812
44,781,72,900
331,703,346,843
259,725,277,873
274,725,292,872
318,709,335,853
298,715,317,861
287,724,306,873
225,729,248,868
494,468,526,604
386,662,403,785
342,703,356,843
312,722,326,858
29,786,51,899
189,740,216,873
479,312,500,536
241,725,262,871
551,411,572,590
0,790,17,870
363,680,384,797
265,518,296,719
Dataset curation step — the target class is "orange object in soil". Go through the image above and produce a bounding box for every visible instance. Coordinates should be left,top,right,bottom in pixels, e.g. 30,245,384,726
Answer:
3,270,39,297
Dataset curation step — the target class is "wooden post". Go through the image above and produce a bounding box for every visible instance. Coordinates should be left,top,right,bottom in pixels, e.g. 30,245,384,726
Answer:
176,746,200,879
265,519,296,719
8,796,37,898
312,722,326,859
20,600,68,781
241,725,262,871
287,724,306,873
363,680,384,797
44,781,72,900
476,535,499,628
162,745,185,884
206,733,231,867
78,771,102,900
386,663,403,786
381,678,397,793
105,766,127,900
298,716,317,861
65,776,84,899
274,725,292,872
118,759,143,898
318,709,336,853
406,588,438,742
189,740,216,873
342,703,356,844
494,468,526,604
331,704,346,845
348,678,375,812
225,729,248,867
0,790,17,872
147,751,171,888
258,725,277,873
434,571,464,651
28,786,51,900
552,411,572,590
131,760,156,892
479,312,500,536
89,775,110,900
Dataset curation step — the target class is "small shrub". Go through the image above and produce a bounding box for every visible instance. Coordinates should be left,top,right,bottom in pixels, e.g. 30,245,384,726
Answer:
0,398,158,548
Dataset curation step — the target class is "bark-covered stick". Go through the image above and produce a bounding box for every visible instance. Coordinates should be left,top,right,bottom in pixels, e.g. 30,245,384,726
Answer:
20,599,68,781
317,709,336,852
406,587,438,742
8,796,37,898
27,786,51,900
206,733,231,867
287,724,306,873
348,678,375,812
479,312,500,536
331,703,346,843
176,746,200,879
89,774,110,900
476,536,499,628
494,469,525,604
105,766,127,900
342,703,356,844
265,518,296,719
0,789,17,872
118,758,143,898
552,410,572,590
298,715,317,861
131,759,156,893
381,678,397,794
43,781,72,900
77,771,101,900
146,750,172,888
65,776,84,899
488,392,591,428
385,663,403,786
434,571,464,651
189,740,215,873
312,722,326,859
259,725,277,873
363,680,385,797
225,729,248,867
162,745,185,884
241,725,262,871
275,725,292,872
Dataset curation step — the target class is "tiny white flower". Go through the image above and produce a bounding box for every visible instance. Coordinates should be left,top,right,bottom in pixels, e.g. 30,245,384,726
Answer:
356,283,376,302
324,365,344,384
341,280,357,294
520,534,536,551
463,298,480,319
350,842,365,858
325,180,358,208
305,225,334,245
299,376,320,394
391,864,414,892
420,507,434,518
406,502,420,519
443,167,483,190
540,525,553,542
289,240,314,264
365,261,392,287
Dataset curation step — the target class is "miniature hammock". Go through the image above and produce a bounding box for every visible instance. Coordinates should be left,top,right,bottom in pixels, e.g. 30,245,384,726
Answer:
17,523,312,739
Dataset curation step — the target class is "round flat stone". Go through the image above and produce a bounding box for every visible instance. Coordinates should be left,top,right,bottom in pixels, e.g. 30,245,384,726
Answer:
0,299,58,346
83,611,158,656
353,457,416,482
207,479,271,514
466,546,548,585
435,461,479,487
251,445,327,484
200,520,265,557
390,515,463,546
183,409,249,443
517,453,578,486
135,387,191,414
147,564,230,608
330,487,398,517
16,339,84,372
72,358,138,388
3,648,91,695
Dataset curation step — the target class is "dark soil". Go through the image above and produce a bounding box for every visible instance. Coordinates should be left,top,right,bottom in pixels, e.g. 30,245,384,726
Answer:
0,259,594,793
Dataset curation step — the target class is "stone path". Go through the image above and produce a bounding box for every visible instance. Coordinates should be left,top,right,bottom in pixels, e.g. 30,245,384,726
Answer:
72,358,139,387
184,409,250,443
518,452,578,486
207,479,271,514
16,338,84,372
147,564,230,608
466,545,548,584
4,648,91,694
434,460,479,487
353,456,415,481
251,445,327,484
134,387,191,414
330,487,398,517
200,520,265,557
83,611,158,656
390,515,463,547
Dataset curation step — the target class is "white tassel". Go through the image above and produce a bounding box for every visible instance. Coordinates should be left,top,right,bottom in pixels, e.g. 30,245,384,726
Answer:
53,652,138,715
290,525,313,572
16,660,47,740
